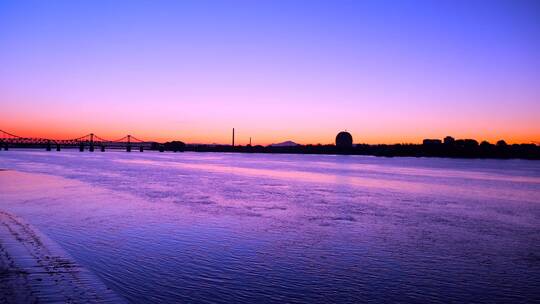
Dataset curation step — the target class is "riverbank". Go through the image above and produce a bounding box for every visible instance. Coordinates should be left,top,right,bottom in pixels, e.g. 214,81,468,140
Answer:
0,209,124,303
3,142,539,159
181,143,540,159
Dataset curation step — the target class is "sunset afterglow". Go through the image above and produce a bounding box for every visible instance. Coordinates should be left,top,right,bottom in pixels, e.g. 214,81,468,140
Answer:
1,0,539,145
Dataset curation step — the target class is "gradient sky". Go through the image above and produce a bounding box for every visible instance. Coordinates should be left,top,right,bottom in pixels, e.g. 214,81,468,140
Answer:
1,0,539,145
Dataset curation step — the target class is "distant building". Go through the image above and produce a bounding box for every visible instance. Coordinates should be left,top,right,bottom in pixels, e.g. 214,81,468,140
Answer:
444,136,455,145
423,139,442,145
336,131,353,148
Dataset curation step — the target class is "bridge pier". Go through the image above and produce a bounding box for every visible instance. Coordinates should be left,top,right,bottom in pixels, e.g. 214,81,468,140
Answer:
159,146,164,152
139,146,143,152
4,144,8,151
89,133,94,152
46,141,51,151
101,145,105,152
79,143,84,152
56,144,61,151
126,135,132,152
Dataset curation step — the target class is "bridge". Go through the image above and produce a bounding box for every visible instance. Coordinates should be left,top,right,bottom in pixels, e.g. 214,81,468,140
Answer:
0,129,159,152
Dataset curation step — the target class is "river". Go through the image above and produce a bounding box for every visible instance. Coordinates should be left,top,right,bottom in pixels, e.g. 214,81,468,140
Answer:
1,150,539,303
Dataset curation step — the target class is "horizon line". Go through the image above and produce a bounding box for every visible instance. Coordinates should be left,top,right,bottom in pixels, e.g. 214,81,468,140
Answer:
1,128,538,147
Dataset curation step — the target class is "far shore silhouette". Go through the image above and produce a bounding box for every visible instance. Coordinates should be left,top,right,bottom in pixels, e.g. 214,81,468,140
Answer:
1,129,538,160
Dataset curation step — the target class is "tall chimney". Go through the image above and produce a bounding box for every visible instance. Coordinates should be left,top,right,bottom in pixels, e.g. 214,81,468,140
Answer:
232,128,235,147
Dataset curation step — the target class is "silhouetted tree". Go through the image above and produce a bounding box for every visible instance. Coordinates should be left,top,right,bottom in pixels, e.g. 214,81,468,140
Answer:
444,136,455,145
164,141,186,152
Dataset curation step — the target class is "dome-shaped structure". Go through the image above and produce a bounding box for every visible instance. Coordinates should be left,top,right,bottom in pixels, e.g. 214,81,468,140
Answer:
336,131,353,148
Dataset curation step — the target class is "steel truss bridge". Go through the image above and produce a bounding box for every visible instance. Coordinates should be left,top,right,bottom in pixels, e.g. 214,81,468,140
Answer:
0,129,157,152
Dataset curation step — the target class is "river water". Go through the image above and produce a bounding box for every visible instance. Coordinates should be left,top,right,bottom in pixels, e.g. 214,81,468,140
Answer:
0,150,539,303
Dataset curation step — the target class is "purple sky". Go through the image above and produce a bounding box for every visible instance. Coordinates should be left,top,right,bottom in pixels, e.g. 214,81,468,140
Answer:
1,0,539,144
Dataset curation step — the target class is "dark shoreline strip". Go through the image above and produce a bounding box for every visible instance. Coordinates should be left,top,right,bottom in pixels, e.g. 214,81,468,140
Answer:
0,210,125,303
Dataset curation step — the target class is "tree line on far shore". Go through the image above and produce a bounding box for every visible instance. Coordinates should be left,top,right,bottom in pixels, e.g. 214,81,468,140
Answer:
153,136,540,159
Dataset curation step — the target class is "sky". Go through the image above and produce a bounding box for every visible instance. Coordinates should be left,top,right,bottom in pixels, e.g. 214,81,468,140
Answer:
1,0,539,145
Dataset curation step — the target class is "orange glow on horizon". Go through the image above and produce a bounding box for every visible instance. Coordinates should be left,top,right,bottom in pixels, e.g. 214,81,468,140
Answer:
2,123,538,146
1,1,539,149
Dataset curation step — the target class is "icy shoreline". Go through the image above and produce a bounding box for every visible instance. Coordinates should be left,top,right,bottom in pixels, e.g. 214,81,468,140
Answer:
0,210,125,303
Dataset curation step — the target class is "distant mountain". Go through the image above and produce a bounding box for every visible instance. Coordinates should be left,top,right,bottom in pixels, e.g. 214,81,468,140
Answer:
270,140,299,147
